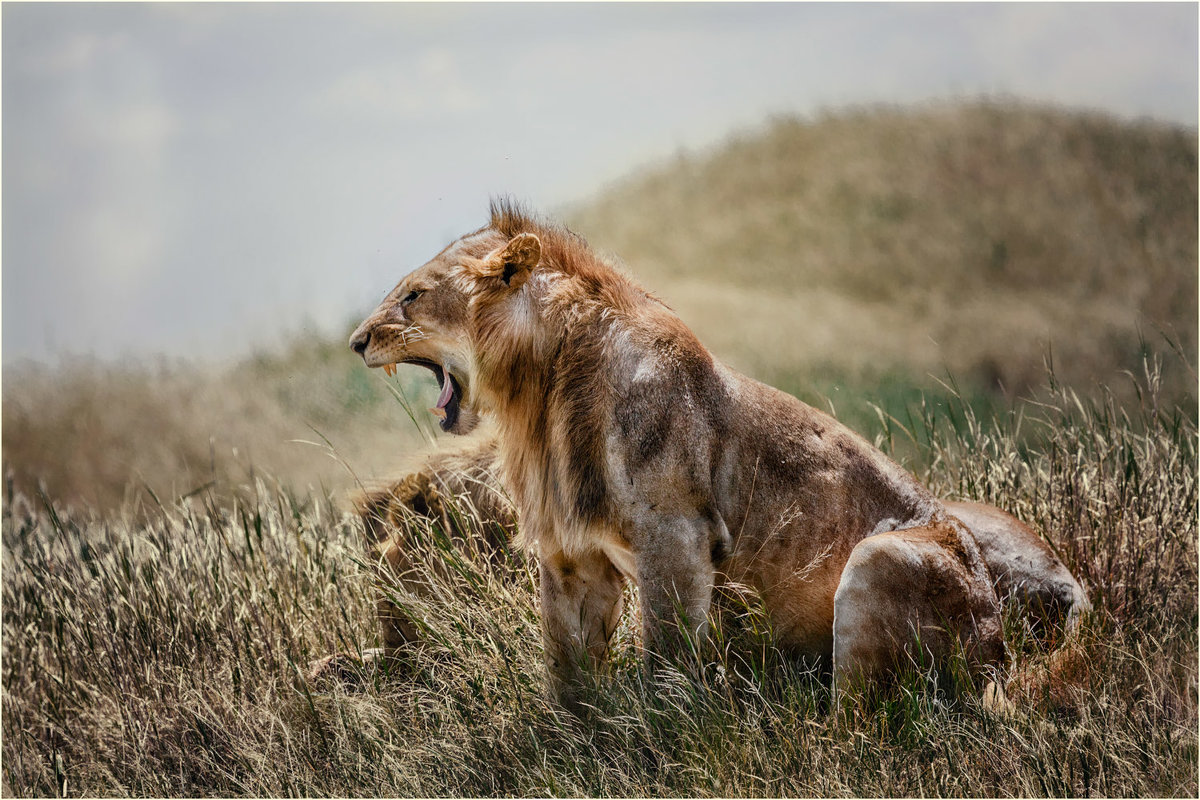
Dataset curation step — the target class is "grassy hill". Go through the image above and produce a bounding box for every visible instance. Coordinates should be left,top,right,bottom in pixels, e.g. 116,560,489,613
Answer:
570,101,1197,401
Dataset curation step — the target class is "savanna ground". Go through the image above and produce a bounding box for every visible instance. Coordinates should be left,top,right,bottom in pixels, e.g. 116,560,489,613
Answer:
3,101,1197,796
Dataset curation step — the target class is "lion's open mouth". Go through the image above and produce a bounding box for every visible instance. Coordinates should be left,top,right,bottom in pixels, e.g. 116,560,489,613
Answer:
431,367,462,432
385,358,462,432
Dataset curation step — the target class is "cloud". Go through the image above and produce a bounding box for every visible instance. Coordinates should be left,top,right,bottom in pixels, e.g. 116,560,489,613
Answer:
957,4,1197,121
52,94,179,284
18,29,129,75
100,102,177,148
4,8,182,360
307,48,484,120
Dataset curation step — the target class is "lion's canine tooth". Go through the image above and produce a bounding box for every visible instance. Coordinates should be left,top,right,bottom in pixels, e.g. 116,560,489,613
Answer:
429,407,447,420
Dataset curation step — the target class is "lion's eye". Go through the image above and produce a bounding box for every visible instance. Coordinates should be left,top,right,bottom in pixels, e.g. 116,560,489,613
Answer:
401,290,423,305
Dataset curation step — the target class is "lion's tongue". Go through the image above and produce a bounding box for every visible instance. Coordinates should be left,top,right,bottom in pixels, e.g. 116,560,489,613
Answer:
433,367,454,412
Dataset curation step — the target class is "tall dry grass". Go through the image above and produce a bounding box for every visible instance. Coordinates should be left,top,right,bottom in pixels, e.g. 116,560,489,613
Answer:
1,340,438,514
3,357,1194,797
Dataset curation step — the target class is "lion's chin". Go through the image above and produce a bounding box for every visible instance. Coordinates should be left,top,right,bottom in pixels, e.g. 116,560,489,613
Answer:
443,403,480,436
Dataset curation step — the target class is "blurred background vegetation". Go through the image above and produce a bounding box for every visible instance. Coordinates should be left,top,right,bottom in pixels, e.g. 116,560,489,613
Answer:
4,100,1196,512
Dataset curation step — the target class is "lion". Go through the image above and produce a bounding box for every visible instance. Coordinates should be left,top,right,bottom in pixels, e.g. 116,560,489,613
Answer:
343,200,1088,706
306,429,517,686
354,426,517,650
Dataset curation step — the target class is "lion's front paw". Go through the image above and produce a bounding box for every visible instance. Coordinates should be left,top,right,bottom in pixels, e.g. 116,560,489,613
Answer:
390,473,444,519
305,648,395,692
305,652,367,691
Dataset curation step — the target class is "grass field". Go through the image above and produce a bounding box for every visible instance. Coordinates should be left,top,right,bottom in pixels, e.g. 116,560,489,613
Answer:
3,101,1197,796
3,357,1195,796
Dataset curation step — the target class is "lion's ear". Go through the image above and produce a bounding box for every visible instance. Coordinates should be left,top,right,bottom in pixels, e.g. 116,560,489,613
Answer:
480,233,541,289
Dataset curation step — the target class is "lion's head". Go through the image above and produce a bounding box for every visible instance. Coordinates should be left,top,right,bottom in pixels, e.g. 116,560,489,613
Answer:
349,205,547,435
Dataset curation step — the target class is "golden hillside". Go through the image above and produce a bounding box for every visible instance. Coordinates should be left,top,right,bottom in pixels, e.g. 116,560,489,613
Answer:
6,101,1195,512
569,101,1197,398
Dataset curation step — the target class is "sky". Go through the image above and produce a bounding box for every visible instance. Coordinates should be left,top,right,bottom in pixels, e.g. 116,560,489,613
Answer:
3,2,1197,366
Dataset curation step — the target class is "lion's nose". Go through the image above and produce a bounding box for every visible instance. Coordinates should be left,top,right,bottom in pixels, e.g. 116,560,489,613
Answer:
349,330,370,356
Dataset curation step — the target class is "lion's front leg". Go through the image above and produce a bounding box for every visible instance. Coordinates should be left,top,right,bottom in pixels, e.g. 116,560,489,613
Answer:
539,547,625,710
633,515,717,671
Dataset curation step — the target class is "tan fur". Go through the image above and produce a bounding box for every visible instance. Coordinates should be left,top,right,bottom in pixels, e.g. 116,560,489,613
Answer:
944,500,1090,636
353,430,516,650
306,432,515,687
347,201,1086,706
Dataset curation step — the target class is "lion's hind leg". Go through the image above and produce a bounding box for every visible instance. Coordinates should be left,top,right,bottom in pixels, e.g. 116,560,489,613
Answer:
832,522,1004,699
944,500,1090,641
